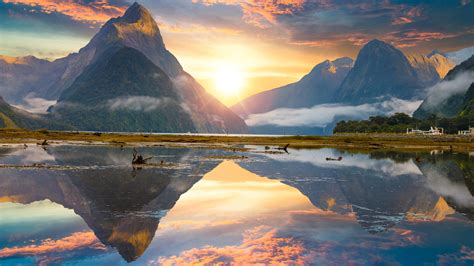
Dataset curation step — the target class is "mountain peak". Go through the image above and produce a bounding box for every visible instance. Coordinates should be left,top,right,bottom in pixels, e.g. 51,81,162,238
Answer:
362,39,400,54
108,2,160,38
427,49,445,58
332,57,354,68
338,38,422,103
0,55,45,65
366,39,390,47
122,2,153,23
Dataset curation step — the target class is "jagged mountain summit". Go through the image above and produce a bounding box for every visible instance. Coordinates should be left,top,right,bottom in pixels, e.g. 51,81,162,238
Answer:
406,51,455,87
231,57,353,116
0,2,247,133
337,39,424,103
426,50,456,78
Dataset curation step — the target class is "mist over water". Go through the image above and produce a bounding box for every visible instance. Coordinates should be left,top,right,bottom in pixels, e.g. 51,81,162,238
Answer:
245,97,422,128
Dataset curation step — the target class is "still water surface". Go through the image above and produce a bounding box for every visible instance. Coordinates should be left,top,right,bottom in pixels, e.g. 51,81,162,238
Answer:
0,145,473,265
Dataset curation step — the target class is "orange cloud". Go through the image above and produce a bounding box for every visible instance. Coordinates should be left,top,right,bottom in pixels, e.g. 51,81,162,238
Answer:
392,16,413,25
3,0,126,23
392,6,422,25
159,219,242,231
157,21,240,35
157,226,312,265
288,208,355,220
193,0,305,28
0,231,105,258
382,30,459,48
290,33,372,47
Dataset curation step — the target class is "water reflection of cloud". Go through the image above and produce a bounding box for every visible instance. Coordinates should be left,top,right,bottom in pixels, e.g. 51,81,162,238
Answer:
0,231,105,258
423,168,474,208
156,226,311,265
147,160,430,265
143,160,319,261
262,148,422,177
438,246,474,265
9,147,56,164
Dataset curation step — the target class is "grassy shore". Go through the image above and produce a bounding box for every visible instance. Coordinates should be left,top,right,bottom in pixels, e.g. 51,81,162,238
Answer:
0,128,473,151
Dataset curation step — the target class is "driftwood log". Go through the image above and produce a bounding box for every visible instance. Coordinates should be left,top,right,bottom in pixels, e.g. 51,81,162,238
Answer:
37,140,48,146
132,148,153,165
276,144,290,153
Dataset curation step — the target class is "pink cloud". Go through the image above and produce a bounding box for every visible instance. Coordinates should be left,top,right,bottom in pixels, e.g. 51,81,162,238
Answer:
157,226,313,265
193,0,305,28
392,16,413,25
0,231,105,258
392,6,422,25
3,0,126,23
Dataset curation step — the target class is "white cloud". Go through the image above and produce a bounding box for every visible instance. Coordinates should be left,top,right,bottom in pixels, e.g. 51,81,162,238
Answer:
446,46,474,64
423,167,474,208
13,95,56,114
421,71,474,109
245,98,422,128
262,148,423,177
107,96,174,112
9,146,55,164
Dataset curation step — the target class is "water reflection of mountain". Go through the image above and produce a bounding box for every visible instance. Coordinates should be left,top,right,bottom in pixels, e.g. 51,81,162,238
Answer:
239,149,474,233
0,146,219,262
415,152,474,220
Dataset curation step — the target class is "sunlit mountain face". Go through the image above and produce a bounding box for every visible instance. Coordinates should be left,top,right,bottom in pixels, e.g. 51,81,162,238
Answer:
0,145,473,265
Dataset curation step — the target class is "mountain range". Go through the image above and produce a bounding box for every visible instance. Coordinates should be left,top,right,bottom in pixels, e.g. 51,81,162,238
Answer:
0,2,473,134
231,39,457,134
0,3,247,133
233,39,456,116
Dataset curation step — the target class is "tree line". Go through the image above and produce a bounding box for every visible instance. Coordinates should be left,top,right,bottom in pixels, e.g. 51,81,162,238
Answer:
333,113,473,134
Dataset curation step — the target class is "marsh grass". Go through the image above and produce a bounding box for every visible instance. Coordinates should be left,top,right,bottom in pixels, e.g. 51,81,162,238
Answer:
0,128,473,151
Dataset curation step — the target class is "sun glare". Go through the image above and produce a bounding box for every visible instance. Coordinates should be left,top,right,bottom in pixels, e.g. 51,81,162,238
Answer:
214,65,245,96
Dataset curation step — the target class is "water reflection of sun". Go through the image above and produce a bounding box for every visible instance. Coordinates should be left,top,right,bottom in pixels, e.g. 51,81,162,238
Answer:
162,160,314,222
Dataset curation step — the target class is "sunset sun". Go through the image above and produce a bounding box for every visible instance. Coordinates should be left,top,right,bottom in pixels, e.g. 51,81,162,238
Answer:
214,65,245,96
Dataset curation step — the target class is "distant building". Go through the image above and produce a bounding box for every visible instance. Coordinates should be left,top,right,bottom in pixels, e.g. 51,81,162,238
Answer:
458,127,474,135
407,127,444,135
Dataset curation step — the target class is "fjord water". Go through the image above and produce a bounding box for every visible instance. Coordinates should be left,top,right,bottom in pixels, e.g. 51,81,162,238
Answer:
0,146,473,265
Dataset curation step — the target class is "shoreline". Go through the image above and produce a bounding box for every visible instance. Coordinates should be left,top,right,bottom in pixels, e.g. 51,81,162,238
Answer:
0,129,473,152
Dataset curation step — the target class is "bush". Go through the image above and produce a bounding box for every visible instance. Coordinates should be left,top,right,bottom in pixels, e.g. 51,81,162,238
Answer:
37,129,49,134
